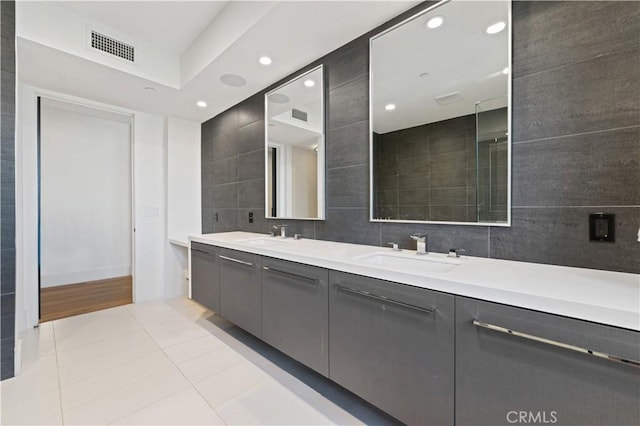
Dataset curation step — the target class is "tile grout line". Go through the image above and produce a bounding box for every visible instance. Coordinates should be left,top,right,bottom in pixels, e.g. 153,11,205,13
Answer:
51,321,65,425
512,124,640,145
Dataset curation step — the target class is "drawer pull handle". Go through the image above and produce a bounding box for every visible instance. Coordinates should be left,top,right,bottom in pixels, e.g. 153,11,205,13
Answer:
263,266,318,284
219,255,253,267
335,284,434,314
191,248,213,255
473,320,640,368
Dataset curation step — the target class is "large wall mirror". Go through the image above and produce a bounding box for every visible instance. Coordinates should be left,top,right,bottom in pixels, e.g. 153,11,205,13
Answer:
370,0,511,225
265,65,325,220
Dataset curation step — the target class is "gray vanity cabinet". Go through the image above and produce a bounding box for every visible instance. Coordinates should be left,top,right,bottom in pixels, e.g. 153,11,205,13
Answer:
190,242,219,312
218,248,262,338
261,257,329,376
329,271,455,426
455,296,640,426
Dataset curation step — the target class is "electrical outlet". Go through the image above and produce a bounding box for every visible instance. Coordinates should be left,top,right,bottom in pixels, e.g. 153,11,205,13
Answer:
589,213,615,243
248,212,254,223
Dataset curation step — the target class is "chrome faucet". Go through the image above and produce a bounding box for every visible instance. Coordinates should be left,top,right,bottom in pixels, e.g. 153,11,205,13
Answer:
410,233,428,255
387,242,401,251
270,225,288,238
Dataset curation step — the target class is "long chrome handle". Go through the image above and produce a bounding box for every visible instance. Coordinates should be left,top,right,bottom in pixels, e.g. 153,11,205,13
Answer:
219,255,253,267
335,284,434,314
263,266,318,285
473,320,640,368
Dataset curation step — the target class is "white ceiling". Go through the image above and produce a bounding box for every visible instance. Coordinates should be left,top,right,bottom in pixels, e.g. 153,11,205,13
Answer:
56,1,229,55
17,1,418,123
372,0,509,133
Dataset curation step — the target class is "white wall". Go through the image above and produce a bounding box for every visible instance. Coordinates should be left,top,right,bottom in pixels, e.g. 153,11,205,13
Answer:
40,100,132,287
132,112,166,302
164,117,201,299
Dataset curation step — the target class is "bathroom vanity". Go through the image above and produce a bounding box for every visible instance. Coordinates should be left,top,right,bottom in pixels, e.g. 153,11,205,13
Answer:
189,231,640,426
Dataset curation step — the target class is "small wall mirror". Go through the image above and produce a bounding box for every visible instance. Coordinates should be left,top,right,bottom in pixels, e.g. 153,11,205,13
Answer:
370,0,511,225
265,65,325,220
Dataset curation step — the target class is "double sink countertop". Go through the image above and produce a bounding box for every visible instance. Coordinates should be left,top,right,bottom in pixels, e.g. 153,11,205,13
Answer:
190,231,640,332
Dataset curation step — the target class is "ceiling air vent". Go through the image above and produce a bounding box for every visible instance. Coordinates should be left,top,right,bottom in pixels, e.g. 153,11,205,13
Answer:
90,30,135,62
291,109,308,122
434,92,463,106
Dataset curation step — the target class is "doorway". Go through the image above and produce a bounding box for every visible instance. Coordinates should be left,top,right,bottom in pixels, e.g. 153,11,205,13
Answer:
37,97,134,322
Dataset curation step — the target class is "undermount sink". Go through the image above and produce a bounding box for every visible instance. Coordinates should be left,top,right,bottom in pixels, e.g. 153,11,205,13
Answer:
238,237,292,246
355,251,461,274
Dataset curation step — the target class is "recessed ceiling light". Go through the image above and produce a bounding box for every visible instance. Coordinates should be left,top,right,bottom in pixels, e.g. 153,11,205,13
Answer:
502,67,509,75
220,74,247,87
144,86,156,92
196,100,207,108
304,79,315,87
258,56,272,66
425,16,444,29
385,104,396,111
486,21,506,35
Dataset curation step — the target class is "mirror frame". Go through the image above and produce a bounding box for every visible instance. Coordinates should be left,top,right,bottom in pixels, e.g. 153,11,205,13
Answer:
368,0,512,227
264,64,326,221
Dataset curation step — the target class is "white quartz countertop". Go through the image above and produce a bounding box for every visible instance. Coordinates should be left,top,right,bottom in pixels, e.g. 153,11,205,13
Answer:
190,232,640,331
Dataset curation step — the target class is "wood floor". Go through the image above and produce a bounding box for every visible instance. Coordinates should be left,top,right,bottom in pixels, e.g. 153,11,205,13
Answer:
40,276,133,323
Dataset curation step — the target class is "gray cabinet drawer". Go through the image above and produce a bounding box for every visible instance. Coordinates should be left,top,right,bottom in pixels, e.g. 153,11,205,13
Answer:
455,296,640,426
190,243,219,312
261,257,329,376
219,248,262,338
329,271,455,425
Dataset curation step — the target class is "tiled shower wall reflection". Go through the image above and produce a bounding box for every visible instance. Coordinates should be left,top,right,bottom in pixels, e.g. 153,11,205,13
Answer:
202,1,640,274
373,114,477,222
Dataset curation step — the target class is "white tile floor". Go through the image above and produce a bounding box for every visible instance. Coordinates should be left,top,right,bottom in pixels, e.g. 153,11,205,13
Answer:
0,298,396,425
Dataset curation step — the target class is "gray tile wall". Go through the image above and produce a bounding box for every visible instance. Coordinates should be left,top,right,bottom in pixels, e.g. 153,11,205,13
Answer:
202,1,640,274
373,114,477,222
0,0,16,380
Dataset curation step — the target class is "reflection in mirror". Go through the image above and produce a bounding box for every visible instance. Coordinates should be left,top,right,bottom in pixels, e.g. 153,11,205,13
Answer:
265,66,325,220
370,0,510,225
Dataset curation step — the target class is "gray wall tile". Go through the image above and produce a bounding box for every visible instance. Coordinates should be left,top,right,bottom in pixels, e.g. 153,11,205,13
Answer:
326,165,369,208
238,179,264,209
212,183,238,209
1,249,15,295
238,150,264,182
238,120,264,155
326,120,369,168
212,209,238,233
1,336,14,380
491,207,640,274
237,93,264,128
237,209,268,233
327,38,368,90
1,0,15,381
315,209,380,246
513,1,640,78
1,293,15,339
211,132,238,161
327,77,368,130
513,46,640,142
212,157,238,185
512,127,640,206
206,108,238,140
